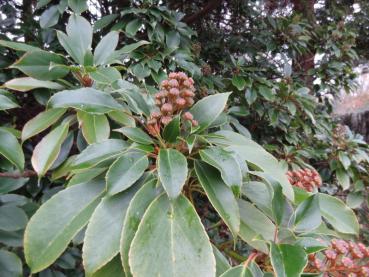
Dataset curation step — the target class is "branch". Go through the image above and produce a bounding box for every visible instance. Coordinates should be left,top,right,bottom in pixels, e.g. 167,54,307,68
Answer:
183,0,223,24
0,170,37,179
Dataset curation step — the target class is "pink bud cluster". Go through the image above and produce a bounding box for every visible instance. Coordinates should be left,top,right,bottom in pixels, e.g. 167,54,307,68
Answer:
147,72,198,136
308,239,369,276
286,168,322,192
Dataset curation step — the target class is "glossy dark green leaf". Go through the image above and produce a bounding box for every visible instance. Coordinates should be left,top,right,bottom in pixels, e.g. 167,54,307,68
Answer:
115,127,153,145
0,39,40,52
0,249,23,277
68,0,88,14
120,179,161,276
200,147,242,188
125,19,142,37
0,128,24,170
157,149,188,199
106,152,148,195
232,76,246,91
195,161,240,237
219,265,254,277
0,206,28,232
336,169,350,190
72,139,128,170
57,14,92,64
318,193,359,234
22,108,67,141
90,67,121,84
31,123,69,176
94,31,119,65
11,50,69,81
91,255,125,277
4,77,64,92
0,94,19,110
213,246,230,277
24,179,105,273
48,88,123,114
0,177,28,194
242,181,273,217
166,31,180,49
40,5,59,28
83,184,140,275
162,115,180,143
270,243,307,277
77,111,110,144
190,93,231,132
93,14,119,32
294,194,321,232
129,194,215,277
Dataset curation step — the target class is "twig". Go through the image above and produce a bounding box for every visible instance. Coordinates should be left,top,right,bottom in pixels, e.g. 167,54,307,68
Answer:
0,170,37,178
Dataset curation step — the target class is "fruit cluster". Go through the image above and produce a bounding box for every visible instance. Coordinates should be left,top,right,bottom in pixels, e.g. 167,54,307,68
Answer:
286,168,322,192
147,72,197,136
308,239,369,276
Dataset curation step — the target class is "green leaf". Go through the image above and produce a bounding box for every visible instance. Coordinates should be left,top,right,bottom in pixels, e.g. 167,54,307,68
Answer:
219,265,255,277
129,194,215,277
57,14,92,64
0,94,19,110
93,14,119,32
10,51,69,81
200,147,242,188
0,177,28,194
295,237,328,254
83,185,140,276
72,139,128,170
166,31,180,49
4,77,64,92
31,123,69,176
190,93,231,132
0,250,23,277
68,0,88,14
90,67,121,84
294,194,321,232
120,179,161,276
242,181,273,217
213,246,230,277
114,127,153,145
238,199,276,241
125,19,142,37
0,39,40,52
24,179,105,273
346,192,364,209
232,76,246,91
0,128,24,170
77,111,110,144
108,111,136,127
48,88,123,114
22,108,67,141
115,40,150,55
336,169,350,190
318,193,359,235
270,243,307,277
157,149,188,199
195,161,240,238
40,5,59,28
162,115,180,143
131,63,151,79
91,255,125,277
212,131,293,201
0,206,28,231
94,31,119,65
106,152,149,195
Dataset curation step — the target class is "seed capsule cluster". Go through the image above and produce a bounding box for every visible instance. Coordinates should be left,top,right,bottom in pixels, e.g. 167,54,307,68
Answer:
308,239,369,276
286,168,322,192
147,72,198,136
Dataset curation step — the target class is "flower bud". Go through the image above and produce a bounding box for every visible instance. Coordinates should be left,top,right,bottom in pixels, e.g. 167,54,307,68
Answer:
182,90,195,97
151,111,161,119
341,257,354,269
168,79,179,87
191,119,198,126
183,112,194,121
161,116,172,125
169,88,180,96
176,98,186,107
161,103,173,113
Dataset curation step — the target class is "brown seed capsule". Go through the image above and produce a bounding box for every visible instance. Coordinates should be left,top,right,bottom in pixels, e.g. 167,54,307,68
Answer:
161,80,169,87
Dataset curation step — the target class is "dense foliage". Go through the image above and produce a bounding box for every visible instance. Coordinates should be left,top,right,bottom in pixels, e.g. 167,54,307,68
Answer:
0,1,368,276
